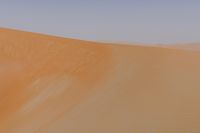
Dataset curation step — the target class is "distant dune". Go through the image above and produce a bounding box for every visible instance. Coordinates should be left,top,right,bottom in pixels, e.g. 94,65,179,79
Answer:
1,28,200,133
159,43,200,51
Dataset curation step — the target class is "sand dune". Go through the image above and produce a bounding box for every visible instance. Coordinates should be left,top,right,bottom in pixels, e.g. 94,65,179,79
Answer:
1,28,200,132
160,43,200,51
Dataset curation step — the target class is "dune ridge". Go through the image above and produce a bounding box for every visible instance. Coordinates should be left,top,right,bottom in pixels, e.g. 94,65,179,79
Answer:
1,28,200,132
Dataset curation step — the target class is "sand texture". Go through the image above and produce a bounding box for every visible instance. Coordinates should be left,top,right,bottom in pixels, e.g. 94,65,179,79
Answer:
0,28,200,132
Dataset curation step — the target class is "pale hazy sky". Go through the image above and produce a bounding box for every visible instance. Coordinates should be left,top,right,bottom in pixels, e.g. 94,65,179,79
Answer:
0,0,200,44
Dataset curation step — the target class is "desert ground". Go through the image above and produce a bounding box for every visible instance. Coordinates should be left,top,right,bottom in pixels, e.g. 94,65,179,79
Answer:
0,28,200,133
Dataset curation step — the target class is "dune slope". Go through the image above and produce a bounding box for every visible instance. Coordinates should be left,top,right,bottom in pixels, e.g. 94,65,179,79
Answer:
0,28,200,132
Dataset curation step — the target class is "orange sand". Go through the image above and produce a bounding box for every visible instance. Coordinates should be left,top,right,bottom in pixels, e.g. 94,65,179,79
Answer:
1,28,200,132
